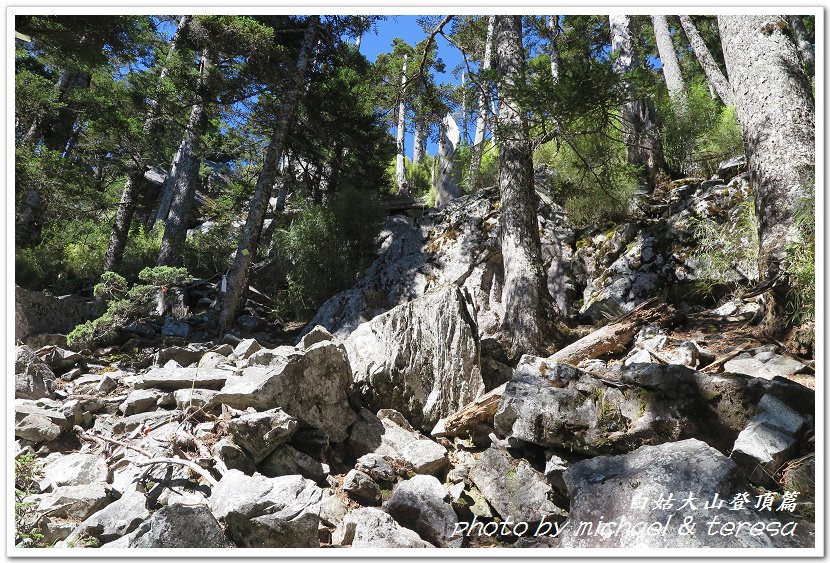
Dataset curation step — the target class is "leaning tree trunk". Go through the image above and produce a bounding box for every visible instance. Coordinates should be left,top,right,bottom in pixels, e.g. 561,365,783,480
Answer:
470,15,496,190
547,15,561,82
652,15,687,110
494,15,552,359
412,117,427,164
718,15,815,333
156,49,212,266
395,54,408,189
218,16,321,329
787,15,815,77
104,15,191,271
434,113,461,207
678,15,732,107
610,14,669,193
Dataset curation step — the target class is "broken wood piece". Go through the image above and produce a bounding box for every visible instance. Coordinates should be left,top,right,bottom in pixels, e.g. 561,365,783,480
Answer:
699,342,752,373
134,457,218,487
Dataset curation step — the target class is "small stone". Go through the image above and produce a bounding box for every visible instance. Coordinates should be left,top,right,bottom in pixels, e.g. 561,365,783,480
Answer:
342,469,381,504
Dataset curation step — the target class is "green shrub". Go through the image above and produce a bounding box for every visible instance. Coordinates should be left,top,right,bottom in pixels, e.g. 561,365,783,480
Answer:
658,80,744,177
67,268,191,349
93,271,128,300
15,453,46,548
274,187,383,318
534,128,637,229
183,220,239,277
692,198,759,289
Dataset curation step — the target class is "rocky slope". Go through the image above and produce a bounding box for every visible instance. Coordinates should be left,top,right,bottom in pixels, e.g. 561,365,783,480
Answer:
13,159,815,550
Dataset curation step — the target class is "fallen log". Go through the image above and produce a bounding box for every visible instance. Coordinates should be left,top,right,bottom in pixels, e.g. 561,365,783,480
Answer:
433,298,670,438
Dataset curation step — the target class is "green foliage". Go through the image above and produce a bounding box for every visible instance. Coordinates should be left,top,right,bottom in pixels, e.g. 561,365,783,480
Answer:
274,187,384,318
404,156,435,195
15,453,46,548
67,267,190,349
534,129,638,229
138,265,192,287
692,199,759,292
657,80,744,176
93,271,128,300
784,190,815,324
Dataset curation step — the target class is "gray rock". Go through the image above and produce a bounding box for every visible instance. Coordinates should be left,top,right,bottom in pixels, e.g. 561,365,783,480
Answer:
210,343,234,356
66,489,149,544
560,439,806,548
161,316,190,337
226,408,298,463
355,453,396,484
212,439,255,475
15,346,56,400
123,504,232,548
173,388,218,411
468,446,565,524
215,340,356,443
96,374,118,394
544,453,569,493
154,346,202,367
731,394,806,487
385,474,460,547
232,338,262,360
259,444,326,482
319,492,348,528
347,408,419,460
42,453,107,488
298,325,333,349
36,345,83,371
717,154,747,181
303,186,575,341
402,439,449,476
35,483,110,520
118,389,162,416
343,469,381,504
15,286,95,341
198,351,231,369
208,470,322,548
16,413,61,443
345,286,485,429
236,315,268,333
134,367,229,391
333,507,431,547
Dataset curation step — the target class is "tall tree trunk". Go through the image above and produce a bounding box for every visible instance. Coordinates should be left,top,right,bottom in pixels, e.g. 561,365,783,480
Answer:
470,15,496,190
103,170,144,271
104,15,191,271
494,15,551,359
156,49,211,266
547,15,561,82
678,15,732,106
395,54,408,189
435,113,461,207
787,15,815,76
610,14,669,193
652,15,687,111
461,71,468,144
412,118,427,164
718,15,815,333
218,16,321,328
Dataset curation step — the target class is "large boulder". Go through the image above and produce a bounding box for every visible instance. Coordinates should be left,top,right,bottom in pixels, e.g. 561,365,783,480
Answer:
134,367,229,391
15,345,56,400
15,286,95,341
494,356,814,456
468,446,566,525
333,507,431,548
345,286,485,429
65,489,149,544
302,186,575,341
559,439,809,548
214,340,356,443
109,504,233,548
208,470,323,548
385,474,460,547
